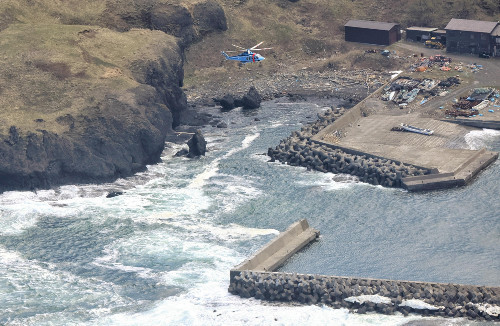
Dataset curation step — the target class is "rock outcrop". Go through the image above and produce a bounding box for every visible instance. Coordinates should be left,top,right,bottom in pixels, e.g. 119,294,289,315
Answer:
241,86,262,110
0,0,229,193
187,130,207,158
0,25,184,192
102,0,227,49
213,86,263,111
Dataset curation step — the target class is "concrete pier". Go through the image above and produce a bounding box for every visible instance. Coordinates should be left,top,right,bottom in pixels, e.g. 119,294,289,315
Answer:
231,219,319,281
310,92,499,191
229,221,500,321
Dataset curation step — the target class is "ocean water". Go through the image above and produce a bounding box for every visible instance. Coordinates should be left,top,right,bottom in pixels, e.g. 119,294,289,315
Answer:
0,99,499,326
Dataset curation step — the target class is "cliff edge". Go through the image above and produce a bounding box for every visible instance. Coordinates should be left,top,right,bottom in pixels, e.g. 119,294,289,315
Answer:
0,0,227,192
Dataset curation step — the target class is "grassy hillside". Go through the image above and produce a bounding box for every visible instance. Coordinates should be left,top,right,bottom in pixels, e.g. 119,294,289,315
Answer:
1,0,498,96
0,24,178,137
183,0,499,87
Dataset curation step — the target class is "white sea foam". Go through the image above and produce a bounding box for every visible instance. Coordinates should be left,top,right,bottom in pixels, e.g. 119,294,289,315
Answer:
399,299,444,310
211,174,263,212
295,171,359,191
473,303,500,316
465,128,500,150
188,132,260,189
0,247,126,318
345,295,392,305
0,190,86,235
94,286,416,326
160,220,279,242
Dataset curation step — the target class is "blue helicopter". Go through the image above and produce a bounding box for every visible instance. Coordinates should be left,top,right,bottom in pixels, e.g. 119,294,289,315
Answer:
221,42,272,64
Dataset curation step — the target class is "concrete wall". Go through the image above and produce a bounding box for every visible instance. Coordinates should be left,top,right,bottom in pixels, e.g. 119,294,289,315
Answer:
229,271,500,321
402,149,498,191
231,219,319,280
229,221,500,321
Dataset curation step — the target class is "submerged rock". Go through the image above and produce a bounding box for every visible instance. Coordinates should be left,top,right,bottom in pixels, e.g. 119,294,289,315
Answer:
106,191,124,198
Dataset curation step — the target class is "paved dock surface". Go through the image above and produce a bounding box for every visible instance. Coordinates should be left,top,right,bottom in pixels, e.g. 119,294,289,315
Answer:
312,67,499,190
332,113,474,173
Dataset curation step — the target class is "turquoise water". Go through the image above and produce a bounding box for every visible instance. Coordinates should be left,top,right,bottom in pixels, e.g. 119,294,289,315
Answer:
0,99,498,325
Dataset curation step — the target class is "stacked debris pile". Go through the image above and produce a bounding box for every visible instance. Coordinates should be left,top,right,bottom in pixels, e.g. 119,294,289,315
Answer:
409,55,452,72
437,77,461,88
381,76,458,106
445,88,497,118
267,107,431,188
446,98,480,117
468,88,494,101
382,77,422,106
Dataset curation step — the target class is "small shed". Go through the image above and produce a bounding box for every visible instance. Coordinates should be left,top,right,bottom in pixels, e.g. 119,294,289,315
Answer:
431,29,447,45
406,27,437,42
344,20,401,46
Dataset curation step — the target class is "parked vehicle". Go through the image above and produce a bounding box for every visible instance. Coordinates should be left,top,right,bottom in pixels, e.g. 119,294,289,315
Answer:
479,52,490,59
381,50,390,56
425,37,445,49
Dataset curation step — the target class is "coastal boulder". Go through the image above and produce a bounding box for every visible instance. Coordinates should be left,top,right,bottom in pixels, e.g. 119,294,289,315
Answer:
216,94,236,111
187,130,207,158
241,86,262,110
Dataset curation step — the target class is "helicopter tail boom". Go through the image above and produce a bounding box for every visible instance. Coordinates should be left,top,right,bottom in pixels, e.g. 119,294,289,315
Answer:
221,51,230,60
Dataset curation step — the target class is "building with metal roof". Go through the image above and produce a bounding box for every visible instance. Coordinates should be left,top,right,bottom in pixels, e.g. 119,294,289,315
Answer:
344,20,401,46
445,18,499,55
445,18,498,34
406,26,437,42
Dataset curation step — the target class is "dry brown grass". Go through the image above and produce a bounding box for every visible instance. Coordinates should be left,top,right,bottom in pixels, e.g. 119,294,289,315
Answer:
0,24,177,136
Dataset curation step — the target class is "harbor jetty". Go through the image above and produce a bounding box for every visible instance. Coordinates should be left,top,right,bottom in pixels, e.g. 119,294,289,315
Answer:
229,220,500,321
268,78,499,191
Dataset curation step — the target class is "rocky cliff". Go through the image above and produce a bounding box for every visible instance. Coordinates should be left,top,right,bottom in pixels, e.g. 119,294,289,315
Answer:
0,0,227,192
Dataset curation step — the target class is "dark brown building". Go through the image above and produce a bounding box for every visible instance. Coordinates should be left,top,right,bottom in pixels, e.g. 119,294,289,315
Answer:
445,18,499,55
492,25,500,57
344,20,401,46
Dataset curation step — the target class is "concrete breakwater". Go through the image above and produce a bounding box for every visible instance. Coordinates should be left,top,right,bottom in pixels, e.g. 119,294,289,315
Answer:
267,107,431,188
229,271,500,321
229,221,499,321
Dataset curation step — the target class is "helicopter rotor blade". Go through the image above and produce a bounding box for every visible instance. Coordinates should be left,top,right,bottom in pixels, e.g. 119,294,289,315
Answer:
224,50,240,53
232,44,246,50
251,48,273,51
250,41,264,50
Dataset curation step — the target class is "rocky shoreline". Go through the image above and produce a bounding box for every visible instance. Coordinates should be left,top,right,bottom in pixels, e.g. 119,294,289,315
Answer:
184,68,388,108
0,0,228,194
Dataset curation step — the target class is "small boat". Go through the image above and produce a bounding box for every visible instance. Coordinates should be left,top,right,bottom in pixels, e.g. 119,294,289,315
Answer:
381,90,396,101
401,123,434,135
404,88,420,103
